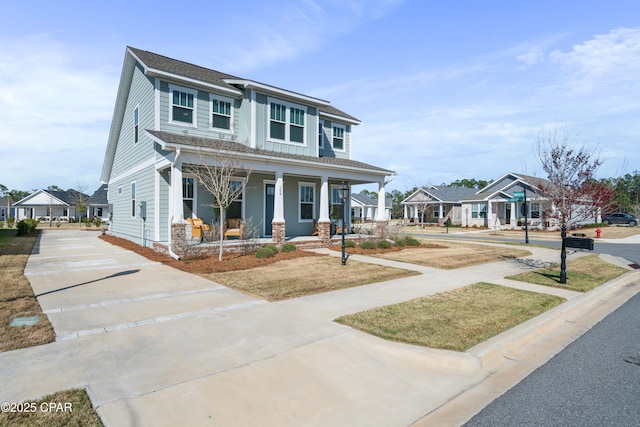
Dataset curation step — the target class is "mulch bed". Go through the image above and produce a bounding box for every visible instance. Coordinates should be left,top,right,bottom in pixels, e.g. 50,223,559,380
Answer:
99,234,324,274
328,242,447,255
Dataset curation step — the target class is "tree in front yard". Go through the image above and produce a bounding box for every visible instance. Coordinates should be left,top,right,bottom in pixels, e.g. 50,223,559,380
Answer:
536,127,603,283
184,140,252,262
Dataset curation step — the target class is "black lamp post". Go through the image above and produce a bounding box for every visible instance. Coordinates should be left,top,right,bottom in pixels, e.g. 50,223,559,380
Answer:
339,181,350,265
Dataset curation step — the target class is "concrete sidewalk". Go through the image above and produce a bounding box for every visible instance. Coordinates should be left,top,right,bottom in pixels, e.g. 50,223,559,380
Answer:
1,229,638,426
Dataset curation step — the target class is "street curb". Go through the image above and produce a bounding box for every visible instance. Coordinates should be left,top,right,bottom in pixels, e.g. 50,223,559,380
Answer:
468,271,640,372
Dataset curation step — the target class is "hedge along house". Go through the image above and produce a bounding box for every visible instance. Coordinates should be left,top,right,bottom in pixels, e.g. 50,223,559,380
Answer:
401,186,477,225
101,47,394,255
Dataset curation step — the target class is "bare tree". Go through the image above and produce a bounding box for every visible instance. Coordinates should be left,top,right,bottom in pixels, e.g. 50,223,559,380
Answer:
536,127,603,283
536,128,603,228
69,184,90,226
184,143,251,261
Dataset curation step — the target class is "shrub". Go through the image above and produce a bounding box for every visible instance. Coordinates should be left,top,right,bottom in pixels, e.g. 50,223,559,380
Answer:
377,240,392,249
7,217,15,228
0,220,4,228
344,239,356,248
404,236,420,246
281,242,297,252
256,244,278,258
16,219,39,235
360,240,377,250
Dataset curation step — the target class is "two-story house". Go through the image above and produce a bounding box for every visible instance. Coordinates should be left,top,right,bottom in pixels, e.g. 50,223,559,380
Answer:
101,47,394,255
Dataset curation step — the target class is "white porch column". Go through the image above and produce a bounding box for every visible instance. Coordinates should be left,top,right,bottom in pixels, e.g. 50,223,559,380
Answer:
273,171,285,222
171,159,184,223
319,175,330,222
510,202,517,225
439,202,444,218
403,205,408,219
376,181,386,221
487,200,493,226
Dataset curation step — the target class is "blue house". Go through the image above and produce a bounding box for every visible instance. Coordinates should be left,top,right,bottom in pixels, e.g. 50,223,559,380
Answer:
101,47,394,255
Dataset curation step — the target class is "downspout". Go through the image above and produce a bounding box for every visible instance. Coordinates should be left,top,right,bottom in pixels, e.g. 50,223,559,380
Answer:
168,148,181,260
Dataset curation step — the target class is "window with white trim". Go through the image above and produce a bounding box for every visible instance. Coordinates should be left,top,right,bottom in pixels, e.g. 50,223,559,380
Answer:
131,181,136,217
226,179,244,219
531,202,541,219
169,85,197,126
331,185,345,219
134,105,139,143
332,124,345,150
471,203,487,219
268,98,306,144
183,177,194,218
299,183,315,221
211,95,232,131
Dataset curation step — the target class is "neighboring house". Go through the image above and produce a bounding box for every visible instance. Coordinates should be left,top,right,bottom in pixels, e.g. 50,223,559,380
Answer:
13,189,89,222
87,184,109,221
101,47,394,254
0,197,16,221
351,192,392,222
460,172,595,229
402,186,477,225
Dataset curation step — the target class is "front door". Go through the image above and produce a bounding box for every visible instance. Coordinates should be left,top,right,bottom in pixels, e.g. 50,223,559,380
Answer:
265,183,275,235
505,203,511,225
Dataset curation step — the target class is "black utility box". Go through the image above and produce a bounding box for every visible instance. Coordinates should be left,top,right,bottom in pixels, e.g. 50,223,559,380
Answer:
564,237,594,251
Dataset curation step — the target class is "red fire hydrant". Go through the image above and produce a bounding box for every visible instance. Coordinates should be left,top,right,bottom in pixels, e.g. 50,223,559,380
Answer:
596,227,601,238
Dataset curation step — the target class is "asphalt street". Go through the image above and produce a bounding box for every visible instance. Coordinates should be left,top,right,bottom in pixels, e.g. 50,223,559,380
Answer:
464,290,640,426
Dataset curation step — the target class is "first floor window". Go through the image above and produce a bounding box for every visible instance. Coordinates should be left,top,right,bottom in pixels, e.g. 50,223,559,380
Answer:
131,182,136,217
225,180,244,219
212,97,232,130
531,202,541,219
299,184,315,221
183,177,194,218
471,203,487,219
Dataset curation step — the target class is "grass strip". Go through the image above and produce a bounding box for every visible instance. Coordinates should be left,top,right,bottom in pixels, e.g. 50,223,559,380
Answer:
336,282,565,351
202,256,419,301
0,231,55,352
506,254,628,292
0,389,103,426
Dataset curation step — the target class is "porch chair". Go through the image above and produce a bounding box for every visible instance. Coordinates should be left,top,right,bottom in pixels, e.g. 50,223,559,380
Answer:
186,218,211,241
224,218,243,240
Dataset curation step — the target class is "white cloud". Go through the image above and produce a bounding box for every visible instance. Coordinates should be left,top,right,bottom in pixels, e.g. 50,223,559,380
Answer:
0,34,118,190
549,28,640,93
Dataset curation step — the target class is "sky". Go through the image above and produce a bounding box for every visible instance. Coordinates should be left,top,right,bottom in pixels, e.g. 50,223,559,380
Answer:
1,0,639,195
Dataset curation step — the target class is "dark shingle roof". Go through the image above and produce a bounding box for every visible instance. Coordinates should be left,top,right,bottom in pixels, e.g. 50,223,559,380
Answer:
424,186,478,202
147,130,393,175
129,47,359,123
88,184,108,205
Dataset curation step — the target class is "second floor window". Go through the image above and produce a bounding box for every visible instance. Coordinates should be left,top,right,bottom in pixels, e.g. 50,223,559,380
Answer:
171,87,196,125
270,102,286,140
333,125,345,150
211,97,232,130
269,99,306,144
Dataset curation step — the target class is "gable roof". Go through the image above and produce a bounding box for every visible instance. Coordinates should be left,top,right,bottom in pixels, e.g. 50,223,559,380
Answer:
14,189,88,207
88,184,108,205
463,172,551,201
402,186,477,204
351,193,377,206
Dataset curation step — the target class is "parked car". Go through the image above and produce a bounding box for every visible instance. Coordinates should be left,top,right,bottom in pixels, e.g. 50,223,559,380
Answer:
601,212,638,226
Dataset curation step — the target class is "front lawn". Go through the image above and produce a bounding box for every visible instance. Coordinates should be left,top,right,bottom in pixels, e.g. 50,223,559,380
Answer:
506,255,628,292
336,282,565,351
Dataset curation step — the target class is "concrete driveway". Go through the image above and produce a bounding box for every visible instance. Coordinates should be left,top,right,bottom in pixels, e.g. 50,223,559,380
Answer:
1,229,638,426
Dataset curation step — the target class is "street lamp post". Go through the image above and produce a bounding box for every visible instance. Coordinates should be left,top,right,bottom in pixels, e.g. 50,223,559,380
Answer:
339,181,350,265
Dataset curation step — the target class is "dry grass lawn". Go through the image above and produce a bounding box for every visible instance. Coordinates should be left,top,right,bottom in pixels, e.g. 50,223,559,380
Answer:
0,230,55,352
0,388,102,426
201,255,420,301
506,254,628,292
370,241,532,269
336,282,565,351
